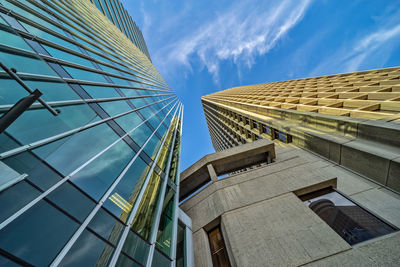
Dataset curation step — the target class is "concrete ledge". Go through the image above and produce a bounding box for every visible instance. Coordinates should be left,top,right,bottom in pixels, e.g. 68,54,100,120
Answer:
305,232,400,267
179,139,275,201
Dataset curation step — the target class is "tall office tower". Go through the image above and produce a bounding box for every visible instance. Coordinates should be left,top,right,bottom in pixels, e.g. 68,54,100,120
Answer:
179,67,400,266
89,0,151,60
0,0,192,266
202,67,400,193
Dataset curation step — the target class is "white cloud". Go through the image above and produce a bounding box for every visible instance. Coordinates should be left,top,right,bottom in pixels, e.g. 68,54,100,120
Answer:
311,10,400,76
344,23,400,71
154,0,312,83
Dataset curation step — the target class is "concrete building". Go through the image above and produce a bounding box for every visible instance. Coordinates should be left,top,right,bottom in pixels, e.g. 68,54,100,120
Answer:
179,67,400,266
0,0,192,266
180,140,400,266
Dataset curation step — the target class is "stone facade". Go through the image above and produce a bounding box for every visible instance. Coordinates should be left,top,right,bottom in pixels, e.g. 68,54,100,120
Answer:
180,141,400,266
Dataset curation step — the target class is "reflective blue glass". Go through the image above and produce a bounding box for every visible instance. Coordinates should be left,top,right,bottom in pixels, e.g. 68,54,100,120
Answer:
70,139,135,200
59,230,114,266
34,123,118,176
0,200,79,266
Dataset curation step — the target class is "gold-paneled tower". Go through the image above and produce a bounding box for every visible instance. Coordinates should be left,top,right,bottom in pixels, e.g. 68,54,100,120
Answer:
201,66,400,193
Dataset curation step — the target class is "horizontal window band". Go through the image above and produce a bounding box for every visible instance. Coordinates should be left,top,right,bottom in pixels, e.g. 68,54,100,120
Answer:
0,96,177,160
0,71,170,93
0,2,166,87
0,93,173,113
0,41,169,91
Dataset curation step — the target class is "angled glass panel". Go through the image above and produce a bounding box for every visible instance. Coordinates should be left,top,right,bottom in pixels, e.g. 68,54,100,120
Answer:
156,186,175,256
143,134,161,159
62,65,108,82
151,248,171,267
43,44,93,67
131,172,162,240
0,200,79,266
88,207,124,245
121,230,150,265
114,112,143,133
129,123,153,147
0,28,33,51
70,139,135,201
47,182,96,222
82,85,120,98
0,50,56,76
6,104,98,145
0,180,40,225
103,156,150,221
99,100,132,117
33,123,118,176
59,230,114,266
116,253,141,267
3,151,63,191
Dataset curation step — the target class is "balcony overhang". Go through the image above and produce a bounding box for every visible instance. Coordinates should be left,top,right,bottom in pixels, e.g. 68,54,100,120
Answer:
179,139,276,201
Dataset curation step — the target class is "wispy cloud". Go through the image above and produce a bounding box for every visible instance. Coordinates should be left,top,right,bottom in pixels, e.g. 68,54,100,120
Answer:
153,0,312,84
311,8,400,76
344,23,400,71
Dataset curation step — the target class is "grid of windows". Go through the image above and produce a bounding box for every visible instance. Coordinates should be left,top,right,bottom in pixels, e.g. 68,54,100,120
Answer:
0,0,184,265
89,0,151,60
202,101,292,151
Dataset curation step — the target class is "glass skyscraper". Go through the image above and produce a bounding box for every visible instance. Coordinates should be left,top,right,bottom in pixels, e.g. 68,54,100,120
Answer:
0,0,191,266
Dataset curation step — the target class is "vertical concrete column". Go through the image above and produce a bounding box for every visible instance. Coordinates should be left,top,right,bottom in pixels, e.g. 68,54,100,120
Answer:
207,164,218,182
193,228,213,267
185,226,195,267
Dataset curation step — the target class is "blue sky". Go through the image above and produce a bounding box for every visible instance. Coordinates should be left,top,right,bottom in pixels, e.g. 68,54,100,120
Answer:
121,0,400,170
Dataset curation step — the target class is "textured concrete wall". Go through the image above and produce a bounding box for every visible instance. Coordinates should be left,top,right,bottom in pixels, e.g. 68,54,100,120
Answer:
180,144,400,266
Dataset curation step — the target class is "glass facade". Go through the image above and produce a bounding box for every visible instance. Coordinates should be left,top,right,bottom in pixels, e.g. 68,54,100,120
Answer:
0,0,185,266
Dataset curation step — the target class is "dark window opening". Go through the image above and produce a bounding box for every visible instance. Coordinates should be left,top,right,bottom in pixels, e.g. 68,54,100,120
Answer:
300,188,397,246
208,226,231,267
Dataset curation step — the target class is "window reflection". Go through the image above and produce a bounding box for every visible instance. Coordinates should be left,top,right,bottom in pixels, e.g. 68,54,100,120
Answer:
131,172,162,240
208,227,231,267
59,230,114,266
303,190,397,245
0,200,79,266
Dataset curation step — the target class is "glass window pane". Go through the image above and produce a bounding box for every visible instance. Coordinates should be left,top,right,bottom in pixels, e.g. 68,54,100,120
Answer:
0,180,40,225
0,28,33,51
129,123,152,147
208,227,231,267
176,222,185,267
33,123,118,176
156,186,175,256
114,112,143,133
63,66,108,83
143,134,161,159
47,182,96,222
103,157,149,220
0,254,20,267
25,80,81,102
88,208,124,246
43,45,93,67
6,104,98,145
131,172,162,240
59,230,114,266
83,85,120,98
116,253,141,267
70,139,135,201
99,100,132,117
151,248,171,267
121,230,150,265
304,190,397,245
0,50,56,76
3,151,62,191
0,200,79,266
